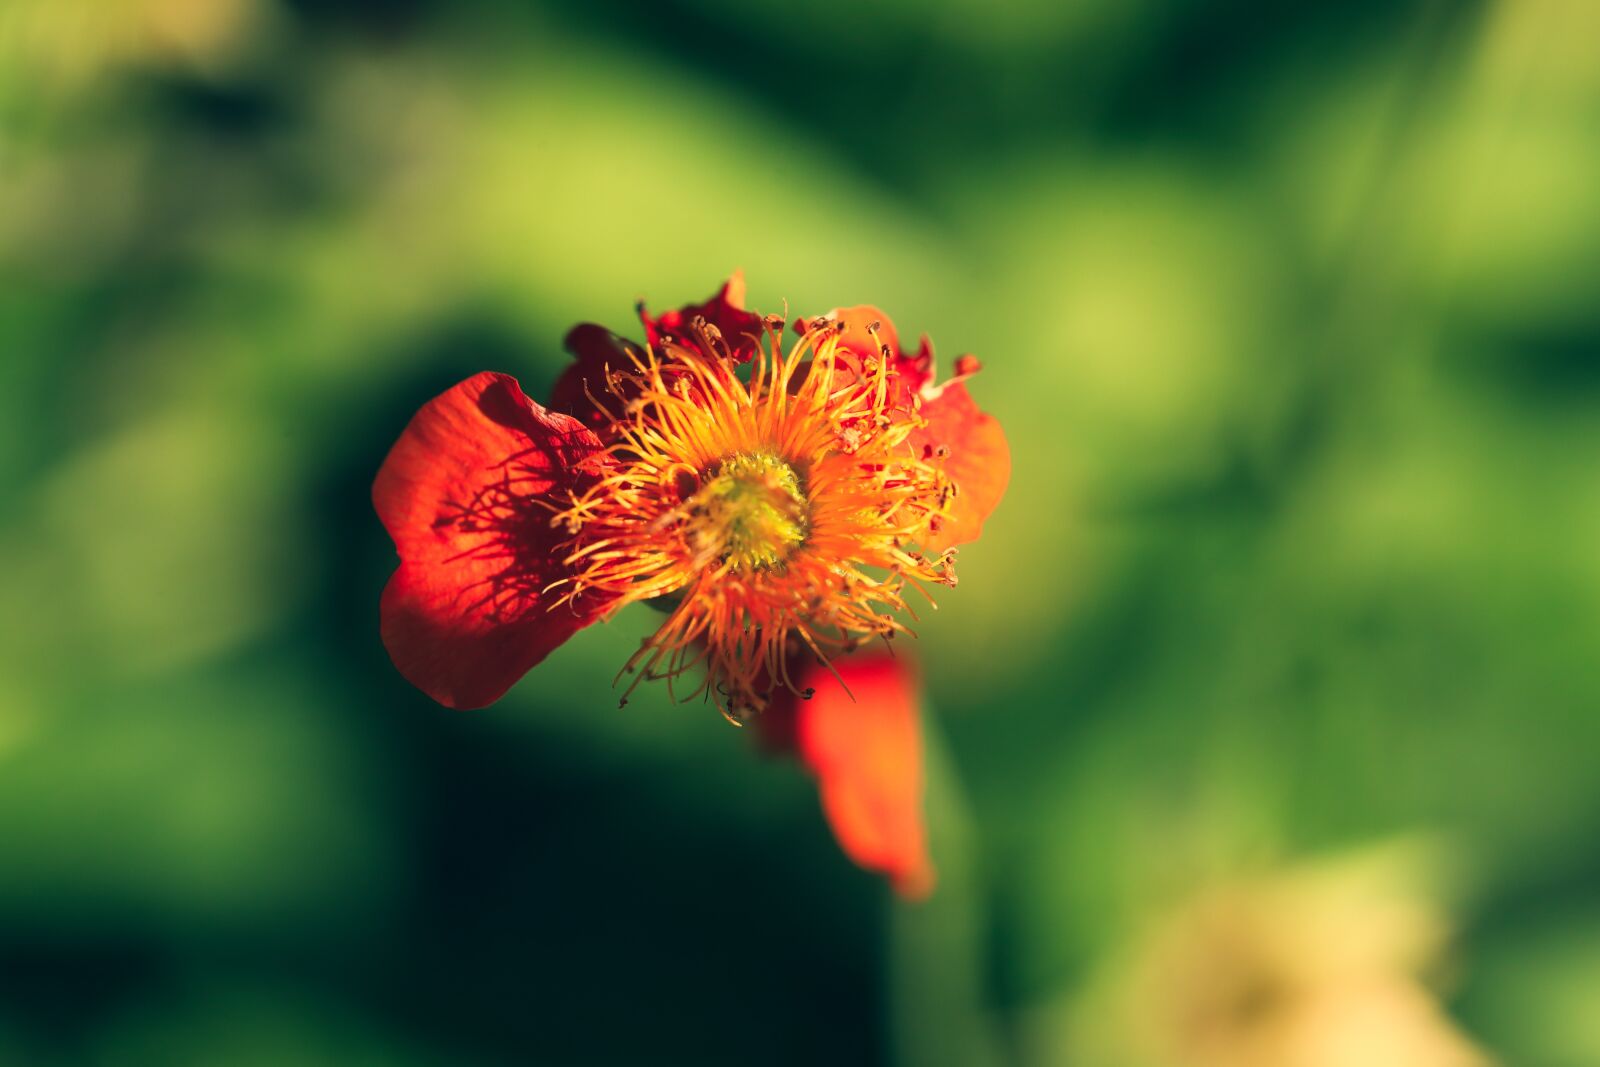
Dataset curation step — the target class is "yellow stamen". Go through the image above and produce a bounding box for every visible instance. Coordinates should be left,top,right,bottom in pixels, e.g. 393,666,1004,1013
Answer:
550,314,956,719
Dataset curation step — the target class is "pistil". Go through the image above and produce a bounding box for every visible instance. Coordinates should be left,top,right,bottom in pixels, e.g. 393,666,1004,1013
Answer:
690,452,809,571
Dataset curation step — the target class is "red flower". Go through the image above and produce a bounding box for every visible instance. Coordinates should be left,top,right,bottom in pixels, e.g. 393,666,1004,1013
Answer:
373,276,1008,892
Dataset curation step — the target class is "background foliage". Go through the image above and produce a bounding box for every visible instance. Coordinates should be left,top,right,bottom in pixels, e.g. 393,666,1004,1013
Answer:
3,0,1599,1064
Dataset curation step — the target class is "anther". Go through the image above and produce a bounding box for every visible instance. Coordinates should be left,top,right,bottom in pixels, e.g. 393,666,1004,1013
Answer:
671,469,700,500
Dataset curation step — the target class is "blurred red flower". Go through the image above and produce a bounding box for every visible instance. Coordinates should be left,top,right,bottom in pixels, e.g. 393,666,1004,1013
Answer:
373,274,1007,892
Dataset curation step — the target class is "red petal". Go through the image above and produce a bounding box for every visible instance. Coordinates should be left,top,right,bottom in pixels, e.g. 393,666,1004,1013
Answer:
891,338,1008,552
808,304,901,365
788,651,934,899
638,271,765,363
916,395,1009,552
549,323,639,433
373,372,610,709
801,309,1007,550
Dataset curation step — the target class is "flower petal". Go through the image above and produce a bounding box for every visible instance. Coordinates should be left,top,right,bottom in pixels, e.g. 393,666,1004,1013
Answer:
909,343,1011,551
550,323,640,432
784,651,934,899
373,372,610,709
638,271,765,363
803,312,1006,550
809,303,901,365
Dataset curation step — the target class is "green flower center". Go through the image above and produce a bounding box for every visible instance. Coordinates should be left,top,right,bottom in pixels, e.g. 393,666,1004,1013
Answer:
692,452,809,571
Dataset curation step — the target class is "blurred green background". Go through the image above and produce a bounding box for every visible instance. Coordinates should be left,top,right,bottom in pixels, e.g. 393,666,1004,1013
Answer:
3,0,1600,1064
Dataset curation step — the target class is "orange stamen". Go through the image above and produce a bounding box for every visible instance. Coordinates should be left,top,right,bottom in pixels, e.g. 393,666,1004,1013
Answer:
551,316,955,718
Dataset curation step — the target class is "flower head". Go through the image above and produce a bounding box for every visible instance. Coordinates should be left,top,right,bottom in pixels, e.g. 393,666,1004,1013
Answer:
548,307,961,717
373,275,1008,890
376,274,1008,720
